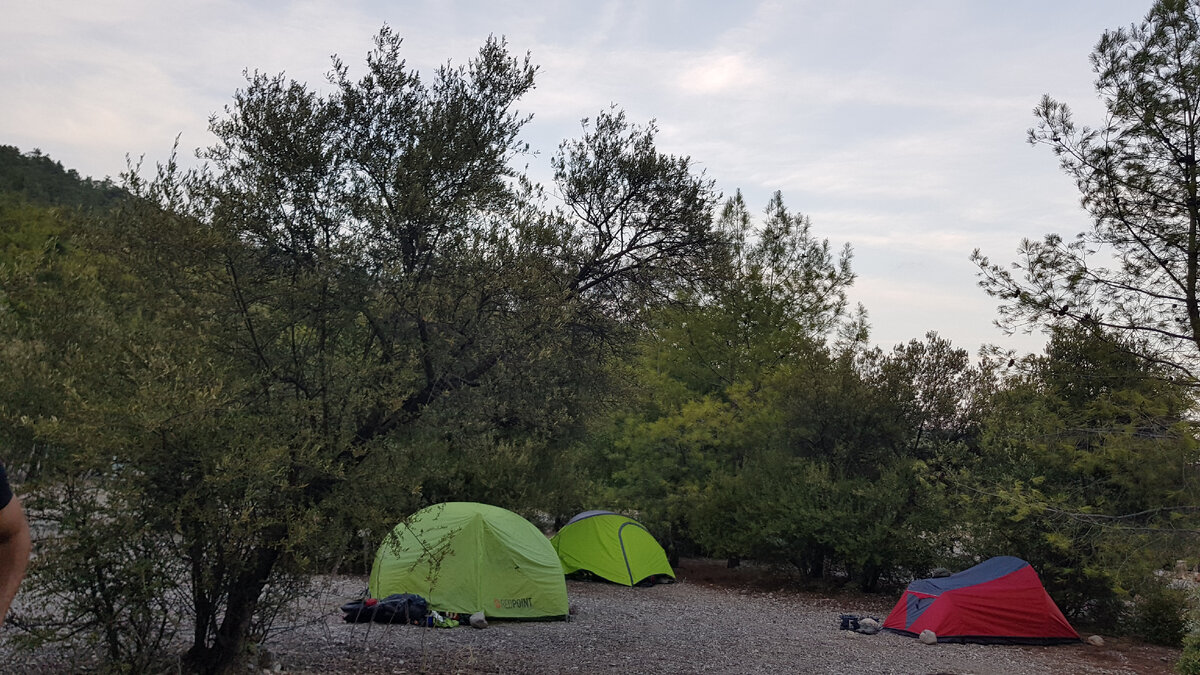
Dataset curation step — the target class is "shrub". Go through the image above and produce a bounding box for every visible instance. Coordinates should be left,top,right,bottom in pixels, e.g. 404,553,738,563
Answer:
19,477,184,672
1131,579,1189,647
1179,632,1200,675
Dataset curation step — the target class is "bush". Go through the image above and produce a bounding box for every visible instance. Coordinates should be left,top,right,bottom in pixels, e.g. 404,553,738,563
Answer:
1179,632,1200,675
1131,580,1189,647
19,477,184,672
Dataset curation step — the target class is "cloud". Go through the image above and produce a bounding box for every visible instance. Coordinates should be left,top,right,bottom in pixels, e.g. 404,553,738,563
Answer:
850,273,1046,354
0,0,1146,355
676,52,766,95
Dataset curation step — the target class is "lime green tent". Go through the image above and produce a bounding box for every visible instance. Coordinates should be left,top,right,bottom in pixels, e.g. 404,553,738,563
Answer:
369,502,568,619
551,511,675,586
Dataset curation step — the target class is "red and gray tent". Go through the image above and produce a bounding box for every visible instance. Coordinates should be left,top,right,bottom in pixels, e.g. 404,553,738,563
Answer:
882,556,1080,644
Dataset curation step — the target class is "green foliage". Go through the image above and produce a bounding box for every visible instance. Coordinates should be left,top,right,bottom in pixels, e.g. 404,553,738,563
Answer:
8,5,1197,669
0,145,123,209
1180,630,1200,674
691,452,945,590
690,457,836,574
965,325,1200,623
859,331,989,462
1130,579,1190,647
0,193,65,258
973,0,1200,380
0,182,195,670
574,192,981,590
699,345,965,589
2,27,722,674
597,395,739,557
574,190,861,560
18,477,184,673
648,191,854,399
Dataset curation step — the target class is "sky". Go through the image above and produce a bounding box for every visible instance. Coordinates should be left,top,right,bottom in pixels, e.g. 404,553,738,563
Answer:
1,1,1156,356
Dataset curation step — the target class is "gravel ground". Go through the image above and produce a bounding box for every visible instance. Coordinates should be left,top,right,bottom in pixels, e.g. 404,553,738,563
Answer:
263,560,1179,675
0,559,1182,674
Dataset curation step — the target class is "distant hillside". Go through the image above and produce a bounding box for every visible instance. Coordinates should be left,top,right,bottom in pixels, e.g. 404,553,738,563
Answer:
0,145,124,209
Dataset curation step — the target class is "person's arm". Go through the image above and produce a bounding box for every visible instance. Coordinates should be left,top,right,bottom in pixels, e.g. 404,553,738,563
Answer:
0,492,31,621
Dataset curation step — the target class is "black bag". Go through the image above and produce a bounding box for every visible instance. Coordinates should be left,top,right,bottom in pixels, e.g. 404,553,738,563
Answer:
341,593,429,624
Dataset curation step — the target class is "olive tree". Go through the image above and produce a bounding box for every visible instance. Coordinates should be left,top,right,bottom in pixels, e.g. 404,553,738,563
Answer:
9,27,720,674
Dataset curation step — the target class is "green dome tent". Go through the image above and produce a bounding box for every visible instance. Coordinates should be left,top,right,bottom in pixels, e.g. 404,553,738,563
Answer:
369,502,568,619
550,511,675,586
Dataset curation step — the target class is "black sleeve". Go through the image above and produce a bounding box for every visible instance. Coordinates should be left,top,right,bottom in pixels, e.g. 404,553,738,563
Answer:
0,464,12,510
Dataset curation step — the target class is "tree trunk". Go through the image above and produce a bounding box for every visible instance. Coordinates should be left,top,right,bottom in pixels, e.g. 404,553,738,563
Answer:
184,543,281,674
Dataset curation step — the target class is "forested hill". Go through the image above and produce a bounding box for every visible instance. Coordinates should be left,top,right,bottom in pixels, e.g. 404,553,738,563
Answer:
0,145,123,209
